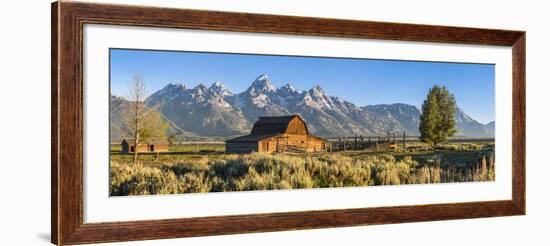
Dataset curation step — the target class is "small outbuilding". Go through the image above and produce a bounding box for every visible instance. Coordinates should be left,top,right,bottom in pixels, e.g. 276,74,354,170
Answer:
225,115,328,154
121,138,169,153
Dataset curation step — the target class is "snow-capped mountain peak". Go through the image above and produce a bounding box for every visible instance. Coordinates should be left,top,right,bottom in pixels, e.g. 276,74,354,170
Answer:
309,85,326,97
247,74,275,95
193,83,209,93
209,81,232,96
282,83,295,91
255,74,269,82
277,83,299,95
163,82,186,91
188,84,212,102
147,82,187,102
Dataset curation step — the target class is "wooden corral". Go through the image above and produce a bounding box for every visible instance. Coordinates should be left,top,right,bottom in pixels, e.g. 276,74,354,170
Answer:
121,138,169,153
328,132,405,152
328,132,496,152
226,115,328,154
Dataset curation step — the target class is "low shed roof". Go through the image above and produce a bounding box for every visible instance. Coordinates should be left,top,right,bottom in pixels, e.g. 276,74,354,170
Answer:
122,138,168,145
226,133,327,143
225,134,277,143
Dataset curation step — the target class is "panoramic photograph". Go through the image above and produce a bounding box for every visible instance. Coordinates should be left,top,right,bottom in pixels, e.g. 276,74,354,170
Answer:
109,48,495,196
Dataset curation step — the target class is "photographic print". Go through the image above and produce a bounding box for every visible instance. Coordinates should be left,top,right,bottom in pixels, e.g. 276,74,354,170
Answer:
109,48,496,196
52,4,525,244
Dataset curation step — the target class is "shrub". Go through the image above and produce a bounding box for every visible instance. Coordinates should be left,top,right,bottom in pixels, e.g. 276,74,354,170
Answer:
110,150,495,196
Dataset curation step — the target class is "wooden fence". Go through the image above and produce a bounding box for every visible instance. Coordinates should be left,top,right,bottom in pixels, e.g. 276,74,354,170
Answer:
326,132,494,152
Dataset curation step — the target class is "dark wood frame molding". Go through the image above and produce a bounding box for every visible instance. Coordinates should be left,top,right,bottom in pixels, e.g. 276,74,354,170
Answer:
52,1,526,245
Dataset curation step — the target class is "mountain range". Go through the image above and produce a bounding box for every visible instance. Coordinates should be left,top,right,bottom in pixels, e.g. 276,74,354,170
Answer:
110,74,494,141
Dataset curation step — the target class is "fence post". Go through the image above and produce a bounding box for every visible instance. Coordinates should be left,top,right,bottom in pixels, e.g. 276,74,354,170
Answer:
403,131,406,150
343,137,346,152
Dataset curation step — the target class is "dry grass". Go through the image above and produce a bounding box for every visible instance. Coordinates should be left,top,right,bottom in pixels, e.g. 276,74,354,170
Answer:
110,149,495,196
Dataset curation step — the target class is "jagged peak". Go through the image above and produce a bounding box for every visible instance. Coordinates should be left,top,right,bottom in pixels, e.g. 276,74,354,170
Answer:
209,81,232,96
248,74,275,94
309,85,326,97
195,83,207,88
209,81,224,91
277,83,298,94
150,83,187,100
192,83,210,94
210,81,225,88
163,82,186,90
455,107,476,123
282,83,295,90
255,74,269,82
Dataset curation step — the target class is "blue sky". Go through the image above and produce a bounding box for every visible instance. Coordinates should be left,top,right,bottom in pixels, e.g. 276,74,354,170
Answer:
110,49,495,124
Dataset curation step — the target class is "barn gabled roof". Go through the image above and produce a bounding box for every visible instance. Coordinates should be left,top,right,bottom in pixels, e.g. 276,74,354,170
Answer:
250,115,309,135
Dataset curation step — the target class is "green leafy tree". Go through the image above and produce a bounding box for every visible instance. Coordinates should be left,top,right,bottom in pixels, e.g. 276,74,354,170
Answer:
435,86,457,143
419,85,457,146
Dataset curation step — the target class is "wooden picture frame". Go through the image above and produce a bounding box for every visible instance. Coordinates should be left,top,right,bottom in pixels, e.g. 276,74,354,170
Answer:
51,1,525,245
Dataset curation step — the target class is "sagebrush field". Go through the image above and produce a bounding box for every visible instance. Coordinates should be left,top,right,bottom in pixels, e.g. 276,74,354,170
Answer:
109,142,494,196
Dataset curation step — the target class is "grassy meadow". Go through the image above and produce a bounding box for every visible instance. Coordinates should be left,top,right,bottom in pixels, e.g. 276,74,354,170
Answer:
109,142,495,196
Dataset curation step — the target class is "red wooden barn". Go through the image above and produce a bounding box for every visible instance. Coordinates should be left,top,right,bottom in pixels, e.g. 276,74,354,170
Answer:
121,138,169,153
225,115,327,154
